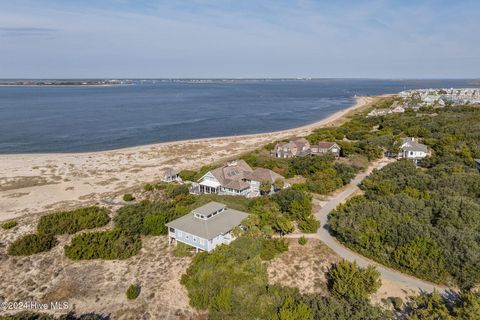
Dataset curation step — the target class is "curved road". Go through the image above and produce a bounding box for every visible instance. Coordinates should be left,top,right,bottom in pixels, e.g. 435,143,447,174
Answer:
292,159,451,293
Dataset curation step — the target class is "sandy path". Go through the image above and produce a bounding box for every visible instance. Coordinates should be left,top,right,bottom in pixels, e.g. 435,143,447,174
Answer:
0,97,373,222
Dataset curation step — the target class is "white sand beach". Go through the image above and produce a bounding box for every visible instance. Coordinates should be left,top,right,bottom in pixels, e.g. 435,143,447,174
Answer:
0,96,373,222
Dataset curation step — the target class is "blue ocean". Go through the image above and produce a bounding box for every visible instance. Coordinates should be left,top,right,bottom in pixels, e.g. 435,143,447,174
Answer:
0,79,477,154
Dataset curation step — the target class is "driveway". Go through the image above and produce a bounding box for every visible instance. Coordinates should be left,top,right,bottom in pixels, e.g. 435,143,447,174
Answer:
288,158,451,293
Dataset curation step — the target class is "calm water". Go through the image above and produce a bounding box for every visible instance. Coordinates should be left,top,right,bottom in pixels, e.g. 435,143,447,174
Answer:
0,79,477,154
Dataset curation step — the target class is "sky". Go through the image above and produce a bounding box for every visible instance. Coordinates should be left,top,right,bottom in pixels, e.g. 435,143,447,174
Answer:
0,0,479,78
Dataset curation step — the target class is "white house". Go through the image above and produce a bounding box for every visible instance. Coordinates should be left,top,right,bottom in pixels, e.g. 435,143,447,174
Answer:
193,160,285,197
398,137,428,163
166,202,249,252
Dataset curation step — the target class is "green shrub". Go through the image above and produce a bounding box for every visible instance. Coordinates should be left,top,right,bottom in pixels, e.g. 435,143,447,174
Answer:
143,183,154,191
37,206,110,236
164,184,189,199
64,230,141,260
173,242,193,257
1,220,18,230
8,234,57,256
327,260,381,299
298,236,308,246
260,238,289,260
126,284,140,300
115,200,177,236
178,170,197,182
388,296,403,311
123,193,134,201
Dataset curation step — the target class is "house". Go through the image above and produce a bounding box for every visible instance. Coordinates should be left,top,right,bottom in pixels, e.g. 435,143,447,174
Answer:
273,138,310,158
161,167,181,183
398,138,428,163
166,202,248,252
475,159,480,172
193,159,285,197
390,105,406,113
310,142,341,157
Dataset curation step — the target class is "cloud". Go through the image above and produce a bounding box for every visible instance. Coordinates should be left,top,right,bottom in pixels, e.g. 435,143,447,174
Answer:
0,0,478,78
0,27,57,38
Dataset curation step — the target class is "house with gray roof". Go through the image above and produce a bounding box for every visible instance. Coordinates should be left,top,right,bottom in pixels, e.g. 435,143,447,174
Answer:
273,138,311,158
161,167,181,183
193,159,286,197
310,141,341,157
398,137,428,163
166,202,249,252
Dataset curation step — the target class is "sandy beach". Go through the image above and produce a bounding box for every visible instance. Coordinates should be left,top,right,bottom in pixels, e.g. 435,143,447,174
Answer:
0,96,373,222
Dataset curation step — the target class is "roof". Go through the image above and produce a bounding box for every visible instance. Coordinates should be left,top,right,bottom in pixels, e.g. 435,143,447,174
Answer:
276,138,309,151
163,167,179,176
401,138,428,153
224,179,250,190
316,141,338,149
244,168,284,183
192,202,226,216
166,205,249,240
205,159,253,186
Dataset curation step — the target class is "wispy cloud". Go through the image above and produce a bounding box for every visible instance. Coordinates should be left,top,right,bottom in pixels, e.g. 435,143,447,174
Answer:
0,27,57,37
0,0,478,78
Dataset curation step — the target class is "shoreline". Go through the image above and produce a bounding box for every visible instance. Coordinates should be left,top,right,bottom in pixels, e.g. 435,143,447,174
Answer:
0,95,378,221
1,95,375,157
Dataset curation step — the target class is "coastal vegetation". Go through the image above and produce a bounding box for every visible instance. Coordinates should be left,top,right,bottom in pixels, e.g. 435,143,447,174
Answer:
329,104,480,288
7,206,110,256
126,284,141,300
64,230,141,260
1,220,17,230
122,193,134,201
181,240,390,319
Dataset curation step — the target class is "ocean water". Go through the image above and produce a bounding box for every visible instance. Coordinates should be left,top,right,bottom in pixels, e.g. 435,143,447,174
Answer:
0,79,477,154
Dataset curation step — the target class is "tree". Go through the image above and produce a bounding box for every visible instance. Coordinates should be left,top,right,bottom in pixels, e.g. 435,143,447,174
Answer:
260,180,272,195
328,261,381,300
406,291,452,320
453,291,480,320
273,178,285,191
274,296,312,320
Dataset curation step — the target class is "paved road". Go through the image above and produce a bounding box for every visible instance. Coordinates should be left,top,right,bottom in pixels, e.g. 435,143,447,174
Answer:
289,159,450,293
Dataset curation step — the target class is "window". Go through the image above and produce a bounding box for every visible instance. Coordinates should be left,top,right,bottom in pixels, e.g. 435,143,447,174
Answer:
193,236,197,242
178,231,183,237
200,239,205,246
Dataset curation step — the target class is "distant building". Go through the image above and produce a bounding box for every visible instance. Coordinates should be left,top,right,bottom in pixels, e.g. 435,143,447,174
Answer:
311,142,341,157
398,138,428,163
273,138,341,158
390,105,406,113
273,138,310,158
166,202,248,252
161,167,181,183
193,160,285,197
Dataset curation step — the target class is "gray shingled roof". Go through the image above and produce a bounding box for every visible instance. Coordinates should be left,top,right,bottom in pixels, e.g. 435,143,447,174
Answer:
244,168,284,183
166,205,249,240
401,138,428,153
192,202,226,216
